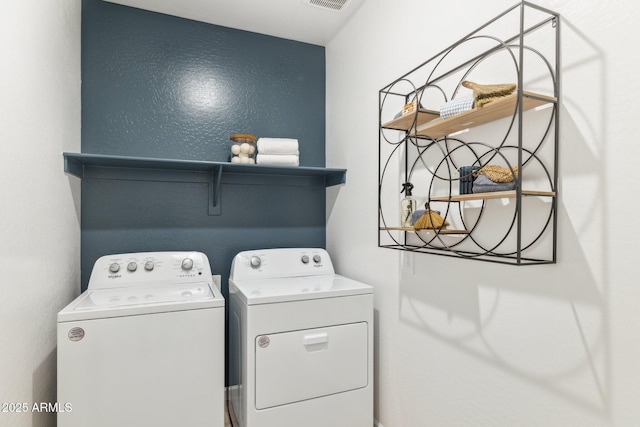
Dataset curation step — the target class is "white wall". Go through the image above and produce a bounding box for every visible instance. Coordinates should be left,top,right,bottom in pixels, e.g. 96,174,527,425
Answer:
0,0,81,426
326,0,640,425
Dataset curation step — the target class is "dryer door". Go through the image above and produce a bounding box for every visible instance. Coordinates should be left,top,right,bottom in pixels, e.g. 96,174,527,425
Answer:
254,322,368,409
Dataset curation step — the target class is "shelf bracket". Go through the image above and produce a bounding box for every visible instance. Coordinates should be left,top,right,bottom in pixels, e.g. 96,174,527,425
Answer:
62,153,347,217
208,166,223,216
64,155,84,178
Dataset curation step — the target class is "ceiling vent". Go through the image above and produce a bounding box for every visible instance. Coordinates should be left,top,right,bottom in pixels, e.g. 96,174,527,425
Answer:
303,0,349,12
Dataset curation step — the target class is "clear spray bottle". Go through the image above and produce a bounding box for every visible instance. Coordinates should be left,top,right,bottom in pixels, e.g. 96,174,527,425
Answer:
400,182,417,227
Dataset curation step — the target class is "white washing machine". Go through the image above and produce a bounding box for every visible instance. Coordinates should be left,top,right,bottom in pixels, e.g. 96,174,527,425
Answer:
228,248,373,427
57,251,225,427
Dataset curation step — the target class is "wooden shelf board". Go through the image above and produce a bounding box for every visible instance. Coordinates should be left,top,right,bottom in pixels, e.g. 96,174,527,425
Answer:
412,91,557,139
429,189,556,202
380,227,470,234
381,109,440,131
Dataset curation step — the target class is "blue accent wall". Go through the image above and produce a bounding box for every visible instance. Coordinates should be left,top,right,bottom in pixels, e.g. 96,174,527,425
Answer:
80,0,327,294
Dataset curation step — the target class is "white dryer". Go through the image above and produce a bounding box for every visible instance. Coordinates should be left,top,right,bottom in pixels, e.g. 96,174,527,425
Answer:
228,248,373,427
57,251,225,427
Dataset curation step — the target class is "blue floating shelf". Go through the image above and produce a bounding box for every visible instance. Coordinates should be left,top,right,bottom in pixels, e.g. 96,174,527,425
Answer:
63,152,347,215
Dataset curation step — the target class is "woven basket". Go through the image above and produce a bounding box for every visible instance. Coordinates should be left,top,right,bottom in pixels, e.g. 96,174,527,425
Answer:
462,81,516,107
414,209,449,230
475,164,519,183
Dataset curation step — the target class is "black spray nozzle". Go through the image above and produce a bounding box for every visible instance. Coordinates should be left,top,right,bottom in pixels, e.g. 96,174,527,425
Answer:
401,182,414,196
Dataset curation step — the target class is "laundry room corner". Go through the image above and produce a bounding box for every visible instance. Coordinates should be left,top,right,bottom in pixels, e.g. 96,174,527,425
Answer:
4,0,640,426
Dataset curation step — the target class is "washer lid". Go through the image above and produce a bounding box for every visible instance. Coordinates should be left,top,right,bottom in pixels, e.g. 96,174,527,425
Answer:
58,282,224,322
230,274,372,305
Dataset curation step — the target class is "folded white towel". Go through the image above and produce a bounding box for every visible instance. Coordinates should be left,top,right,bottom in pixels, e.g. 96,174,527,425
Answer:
439,96,475,119
256,154,299,166
257,138,299,155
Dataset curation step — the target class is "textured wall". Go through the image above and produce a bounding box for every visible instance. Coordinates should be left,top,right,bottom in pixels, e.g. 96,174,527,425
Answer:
81,0,327,292
82,0,325,165
327,0,640,425
0,0,81,426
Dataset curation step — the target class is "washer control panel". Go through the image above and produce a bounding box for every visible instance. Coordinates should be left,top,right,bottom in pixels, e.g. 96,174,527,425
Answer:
88,251,213,290
229,248,335,280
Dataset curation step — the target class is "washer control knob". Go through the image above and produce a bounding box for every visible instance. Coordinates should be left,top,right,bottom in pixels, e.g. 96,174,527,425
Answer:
127,262,137,272
144,261,154,271
313,254,322,264
109,263,120,273
181,258,194,270
301,255,310,264
250,256,261,269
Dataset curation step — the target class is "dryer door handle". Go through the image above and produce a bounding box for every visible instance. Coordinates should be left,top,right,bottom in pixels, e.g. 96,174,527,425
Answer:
303,332,328,346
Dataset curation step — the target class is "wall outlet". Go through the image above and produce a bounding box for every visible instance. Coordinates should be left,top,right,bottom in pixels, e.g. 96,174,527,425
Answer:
212,274,222,291
402,251,414,274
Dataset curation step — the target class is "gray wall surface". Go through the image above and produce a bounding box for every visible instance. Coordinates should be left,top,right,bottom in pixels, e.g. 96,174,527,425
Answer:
80,0,327,293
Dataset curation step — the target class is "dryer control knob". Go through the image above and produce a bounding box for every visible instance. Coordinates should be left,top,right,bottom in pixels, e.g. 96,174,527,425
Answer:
144,261,155,271
301,255,309,264
181,258,194,270
127,262,137,272
313,254,322,264
250,256,261,269
109,263,120,273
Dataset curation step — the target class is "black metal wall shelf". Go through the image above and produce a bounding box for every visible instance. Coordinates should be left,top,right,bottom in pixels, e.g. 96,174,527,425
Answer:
64,152,346,216
382,91,557,140
378,1,560,265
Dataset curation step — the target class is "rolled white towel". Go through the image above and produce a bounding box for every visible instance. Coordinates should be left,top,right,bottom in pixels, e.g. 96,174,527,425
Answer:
439,96,475,119
256,154,299,166
257,138,299,155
